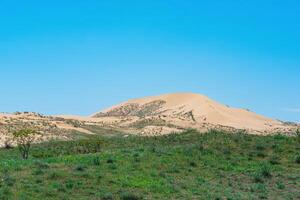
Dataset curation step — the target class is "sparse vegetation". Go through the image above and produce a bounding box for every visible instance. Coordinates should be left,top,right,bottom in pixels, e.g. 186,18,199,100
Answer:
0,129,299,199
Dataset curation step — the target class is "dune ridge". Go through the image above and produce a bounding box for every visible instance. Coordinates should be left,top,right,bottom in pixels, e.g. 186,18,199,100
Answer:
92,93,286,132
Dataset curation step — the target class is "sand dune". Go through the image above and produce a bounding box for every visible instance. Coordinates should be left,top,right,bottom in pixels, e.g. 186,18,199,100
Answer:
92,93,288,133
0,93,297,147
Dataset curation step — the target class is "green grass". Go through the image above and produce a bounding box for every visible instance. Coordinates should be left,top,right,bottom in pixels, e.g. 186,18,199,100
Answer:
0,129,299,199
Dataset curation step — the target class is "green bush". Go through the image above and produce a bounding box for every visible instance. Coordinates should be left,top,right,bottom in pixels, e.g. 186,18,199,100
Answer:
32,168,44,176
269,155,280,165
120,192,141,200
260,164,272,178
47,172,63,180
1,171,15,187
276,181,285,189
74,165,86,172
34,160,50,169
189,161,197,167
92,157,101,166
295,155,300,164
65,180,75,190
101,192,114,200
253,163,272,183
107,158,115,164
0,186,12,199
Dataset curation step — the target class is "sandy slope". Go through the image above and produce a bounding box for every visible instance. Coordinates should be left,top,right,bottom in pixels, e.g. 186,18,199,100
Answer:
0,93,297,147
92,93,288,133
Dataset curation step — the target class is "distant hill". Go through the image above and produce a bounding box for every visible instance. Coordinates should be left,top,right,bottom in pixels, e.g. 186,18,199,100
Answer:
92,93,291,133
0,93,298,147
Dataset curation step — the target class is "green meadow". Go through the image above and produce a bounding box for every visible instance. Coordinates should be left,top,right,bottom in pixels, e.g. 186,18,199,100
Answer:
0,129,299,200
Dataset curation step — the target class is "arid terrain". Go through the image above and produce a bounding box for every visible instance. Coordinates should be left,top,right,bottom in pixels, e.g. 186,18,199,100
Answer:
0,93,298,147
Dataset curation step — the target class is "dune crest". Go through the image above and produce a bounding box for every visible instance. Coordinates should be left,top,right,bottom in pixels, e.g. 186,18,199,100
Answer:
92,93,290,133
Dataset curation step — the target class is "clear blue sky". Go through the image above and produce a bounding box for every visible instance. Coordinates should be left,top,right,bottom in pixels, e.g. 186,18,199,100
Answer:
0,0,299,122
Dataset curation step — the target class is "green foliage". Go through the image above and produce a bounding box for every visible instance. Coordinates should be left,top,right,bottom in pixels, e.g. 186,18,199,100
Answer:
32,138,102,158
296,129,300,143
74,165,86,172
260,163,272,178
269,155,280,165
92,156,101,166
0,170,15,187
101,192,114,200
0,129,299,199
295,154,300,164
276,181,285,189
13,129,38,159
120,192,142,200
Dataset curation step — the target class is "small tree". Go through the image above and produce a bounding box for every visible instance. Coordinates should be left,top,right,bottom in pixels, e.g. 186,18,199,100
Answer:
13,129,38,160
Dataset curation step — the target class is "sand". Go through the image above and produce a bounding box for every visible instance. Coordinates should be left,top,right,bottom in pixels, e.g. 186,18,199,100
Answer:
92,93,288,133
0,93,297,147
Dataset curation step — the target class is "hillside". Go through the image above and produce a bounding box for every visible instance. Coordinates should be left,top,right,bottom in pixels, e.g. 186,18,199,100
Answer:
92,93,294,134
0,93,298,147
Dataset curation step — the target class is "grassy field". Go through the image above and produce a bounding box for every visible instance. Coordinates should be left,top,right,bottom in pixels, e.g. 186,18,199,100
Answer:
0,129,299,200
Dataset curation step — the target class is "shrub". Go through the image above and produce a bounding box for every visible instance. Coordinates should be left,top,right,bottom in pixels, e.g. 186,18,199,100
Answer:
260,164,272,178
256,144,265,151
269,155,280,165
47,172,63,180
253,163,272,183
32,168,44,176
34,160,50,169
222,148,231,155
107,158,115,164
276,181,285,189
108,164,117,170
13,129,39,159
65,180,75,190
253,172,264,183
120,192,141,200
1,171,15,187
35,179,43,184
0,186,12,198
256,151,266,158
93,157,101,166
74,165,86,172
101,192,114,200
272,144,283,153
295,155,300,164
189,161,197,167
56,184,67,192
250,183,267,193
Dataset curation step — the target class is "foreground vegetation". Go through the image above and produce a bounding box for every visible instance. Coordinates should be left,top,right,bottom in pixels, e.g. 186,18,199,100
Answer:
0,129,299,200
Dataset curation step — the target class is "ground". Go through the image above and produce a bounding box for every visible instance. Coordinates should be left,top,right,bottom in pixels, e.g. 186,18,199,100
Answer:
0,129,299,200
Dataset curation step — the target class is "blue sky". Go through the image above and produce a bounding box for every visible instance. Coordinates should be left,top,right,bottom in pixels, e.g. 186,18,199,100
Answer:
0,0,299,122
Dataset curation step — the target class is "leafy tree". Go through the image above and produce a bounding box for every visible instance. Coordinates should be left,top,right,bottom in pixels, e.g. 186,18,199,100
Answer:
13,129,38,159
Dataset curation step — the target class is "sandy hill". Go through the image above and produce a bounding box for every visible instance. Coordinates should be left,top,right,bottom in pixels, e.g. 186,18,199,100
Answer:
92,93,290,133
0,93,297,147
